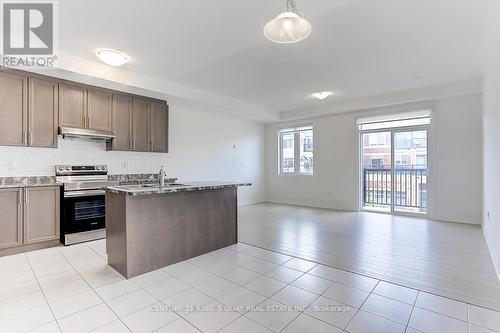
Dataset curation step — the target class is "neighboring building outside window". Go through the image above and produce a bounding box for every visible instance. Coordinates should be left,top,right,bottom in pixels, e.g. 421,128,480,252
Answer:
371,158,384,168
369,133,388,146
416,154,427,167
279,125,313,175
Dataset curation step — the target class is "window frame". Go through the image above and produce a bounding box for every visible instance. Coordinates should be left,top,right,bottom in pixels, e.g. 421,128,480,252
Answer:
278,124,314,176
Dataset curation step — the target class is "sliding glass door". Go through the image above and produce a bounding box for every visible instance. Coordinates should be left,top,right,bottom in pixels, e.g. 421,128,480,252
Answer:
361,125,429,215
393,129,428,214
361,131,392,212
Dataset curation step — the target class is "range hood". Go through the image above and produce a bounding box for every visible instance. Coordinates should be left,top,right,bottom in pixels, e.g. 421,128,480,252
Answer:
59,127,115,140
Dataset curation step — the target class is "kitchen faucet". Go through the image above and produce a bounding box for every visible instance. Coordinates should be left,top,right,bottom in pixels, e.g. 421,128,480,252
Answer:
159,165,165,187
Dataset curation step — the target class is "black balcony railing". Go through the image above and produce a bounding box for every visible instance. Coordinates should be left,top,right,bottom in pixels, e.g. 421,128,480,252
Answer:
363,167,427,209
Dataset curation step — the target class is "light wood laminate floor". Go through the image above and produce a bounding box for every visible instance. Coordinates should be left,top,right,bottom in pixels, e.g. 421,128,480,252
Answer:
238,202,500,311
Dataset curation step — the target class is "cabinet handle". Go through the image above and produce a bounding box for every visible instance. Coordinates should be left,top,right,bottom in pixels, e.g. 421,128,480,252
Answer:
24,189,27,204
18,190,21,205
28,132,31,146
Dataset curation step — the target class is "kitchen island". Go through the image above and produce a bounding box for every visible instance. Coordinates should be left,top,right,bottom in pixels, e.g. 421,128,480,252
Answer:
105,181,251,278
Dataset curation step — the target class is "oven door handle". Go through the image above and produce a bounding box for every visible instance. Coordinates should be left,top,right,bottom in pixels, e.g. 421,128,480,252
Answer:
64,190,106,198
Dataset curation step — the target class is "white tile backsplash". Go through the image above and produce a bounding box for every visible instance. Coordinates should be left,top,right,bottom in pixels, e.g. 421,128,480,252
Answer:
0,137,168,177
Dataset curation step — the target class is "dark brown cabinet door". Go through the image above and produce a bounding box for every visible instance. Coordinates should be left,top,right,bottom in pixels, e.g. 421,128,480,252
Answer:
150,101,168,152
0,188,23,249
88,89,113,132
28,78,58,148
110,94,132,150
59,83,87,129
23,187,60,244
132,98,150,151
0,71,27,146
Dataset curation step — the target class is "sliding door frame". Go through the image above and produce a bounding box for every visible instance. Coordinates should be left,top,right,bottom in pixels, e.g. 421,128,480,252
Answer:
358,124,431,218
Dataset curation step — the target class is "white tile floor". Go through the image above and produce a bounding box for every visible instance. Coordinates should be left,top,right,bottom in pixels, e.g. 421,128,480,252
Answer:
1,240,500,332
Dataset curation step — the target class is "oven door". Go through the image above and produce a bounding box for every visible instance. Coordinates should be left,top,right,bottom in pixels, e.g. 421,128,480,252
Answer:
62,190,106,235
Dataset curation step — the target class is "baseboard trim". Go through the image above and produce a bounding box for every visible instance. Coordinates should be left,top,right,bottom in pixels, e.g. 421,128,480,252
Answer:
238,199,266,207
264,200,357,212
0,240,61,257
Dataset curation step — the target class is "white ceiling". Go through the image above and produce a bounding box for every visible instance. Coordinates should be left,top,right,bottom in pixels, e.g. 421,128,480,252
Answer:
58,0,488,117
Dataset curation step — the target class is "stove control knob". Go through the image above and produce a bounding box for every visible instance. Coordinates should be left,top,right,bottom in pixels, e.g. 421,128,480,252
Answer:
65,166,71,171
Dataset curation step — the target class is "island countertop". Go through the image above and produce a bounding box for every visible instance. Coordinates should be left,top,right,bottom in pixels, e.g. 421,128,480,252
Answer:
105,181,251,196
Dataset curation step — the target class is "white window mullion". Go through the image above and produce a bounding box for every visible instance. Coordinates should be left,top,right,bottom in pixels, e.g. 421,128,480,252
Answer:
294,131,300,174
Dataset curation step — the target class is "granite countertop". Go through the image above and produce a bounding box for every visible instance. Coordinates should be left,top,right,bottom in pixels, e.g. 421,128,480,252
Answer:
109,174,177,184
105,181,252,196
0,176,61,189
0,174,177,189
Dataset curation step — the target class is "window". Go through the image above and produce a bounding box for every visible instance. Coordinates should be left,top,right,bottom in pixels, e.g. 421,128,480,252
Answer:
416,154,427,167
279,125,313,175
282,137,293,149
371,158,384,168
395,154,410,166
303,137,313,152
369,133,387,146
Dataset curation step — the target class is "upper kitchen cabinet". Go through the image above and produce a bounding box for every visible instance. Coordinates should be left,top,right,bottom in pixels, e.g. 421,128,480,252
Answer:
132,97,150,152
0,68,168,152
28,77,59,148
150,101,168,153
108,93,133,151
88,88,113,132
0,71,27,146
108,97,169,153
59,82,87,129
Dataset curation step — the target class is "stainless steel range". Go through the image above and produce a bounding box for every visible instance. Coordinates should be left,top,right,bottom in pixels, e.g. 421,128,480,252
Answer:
56,165,119,245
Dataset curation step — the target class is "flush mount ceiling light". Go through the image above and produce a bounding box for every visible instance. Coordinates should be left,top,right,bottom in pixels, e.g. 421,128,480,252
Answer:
312,91,334,100
94,48,130,66
264,0,312,43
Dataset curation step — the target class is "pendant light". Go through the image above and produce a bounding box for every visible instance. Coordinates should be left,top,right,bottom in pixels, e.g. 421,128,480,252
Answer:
264,0,312,44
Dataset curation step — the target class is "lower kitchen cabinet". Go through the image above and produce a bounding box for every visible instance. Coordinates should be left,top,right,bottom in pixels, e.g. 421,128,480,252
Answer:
0,188,23,250
0,186,60,255
23,186,60,244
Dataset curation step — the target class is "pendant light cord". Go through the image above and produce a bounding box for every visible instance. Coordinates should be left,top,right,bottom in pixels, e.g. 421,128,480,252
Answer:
286,0,297,13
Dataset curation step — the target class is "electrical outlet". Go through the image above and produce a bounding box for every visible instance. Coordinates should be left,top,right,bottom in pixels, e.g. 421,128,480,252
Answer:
7,161,15,169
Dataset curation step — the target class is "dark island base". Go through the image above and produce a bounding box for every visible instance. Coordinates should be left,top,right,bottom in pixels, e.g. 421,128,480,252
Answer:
106,187,237,278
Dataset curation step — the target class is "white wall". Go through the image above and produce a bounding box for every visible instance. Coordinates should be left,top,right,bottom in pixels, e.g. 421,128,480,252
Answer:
266,94,483,224
0,99,266,206
482,0,500,277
